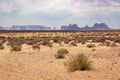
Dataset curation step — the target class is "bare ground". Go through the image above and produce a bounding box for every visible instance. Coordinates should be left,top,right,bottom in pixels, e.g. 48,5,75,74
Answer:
0,43,120,80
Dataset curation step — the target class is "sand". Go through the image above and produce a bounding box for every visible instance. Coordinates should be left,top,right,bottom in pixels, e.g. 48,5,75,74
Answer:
0,43,120,80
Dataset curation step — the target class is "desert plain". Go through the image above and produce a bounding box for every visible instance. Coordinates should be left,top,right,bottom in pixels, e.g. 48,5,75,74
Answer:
0,30,120,80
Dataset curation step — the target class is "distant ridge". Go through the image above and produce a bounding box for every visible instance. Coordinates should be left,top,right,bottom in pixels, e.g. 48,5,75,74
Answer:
61,23,110,30
10,25,51,30
0,26,5,30
0,23,115,30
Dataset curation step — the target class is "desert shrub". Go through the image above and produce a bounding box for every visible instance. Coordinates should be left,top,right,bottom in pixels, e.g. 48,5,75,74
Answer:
105,41,111,46
0,42,3,46
18,38,25,44
11,45,22,51
77,38,87,44
57,48,68,54
55,53,64,59
41,39,53,48
7,40,22,47
81,41,86,45
47,43,53,49
92,48,96,51
114,38,120,43
32,43,40,50
107,37,114,41
53,39,60,43
110,43,117,47
55,48,69,59
69,41,77,46
42,40,50,46
7,38,24,46
92,37,106,43
80,34,84,38
53,39,63,46
0,37,7,43
1,39,7,43
26,41,34,45
0,46,4,50
65,54,92,71
87,44,95,48
7,41,14,46
64,39,71,44
0,42,4,50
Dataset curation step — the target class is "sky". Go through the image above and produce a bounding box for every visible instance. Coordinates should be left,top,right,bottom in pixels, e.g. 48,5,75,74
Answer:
0,0,120,29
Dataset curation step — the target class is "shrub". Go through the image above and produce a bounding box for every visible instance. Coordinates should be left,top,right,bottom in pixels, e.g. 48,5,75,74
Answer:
47,43,53,49
32,43,40,50
105,41,111,46
57,48,68,54
42,40,50,46
64,39,71,44
11,45,22,51
92,37,106,43
55,48,69,59
0,42,3,46
65,54,92,71
26,41,34,45
0,45,4,50
54,40,63,46
1,39,6,43
69,41,77,46
81,41,86,45
7,41,22,47
53,39,60,43
77,38,87,44
55,53,64,59
114,38,120,43
110,43,117,47
87,44,95,48
0,42,4,50
92,48,96,51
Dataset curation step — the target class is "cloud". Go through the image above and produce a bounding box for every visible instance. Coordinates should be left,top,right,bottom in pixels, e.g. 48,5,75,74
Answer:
70,0,120,16
74,0,120,7
0,0,120,17
0,0,14,12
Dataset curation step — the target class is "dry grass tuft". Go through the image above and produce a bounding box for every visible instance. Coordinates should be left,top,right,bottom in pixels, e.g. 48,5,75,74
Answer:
87,44,95,48
65,54,92,72
55,48,68,59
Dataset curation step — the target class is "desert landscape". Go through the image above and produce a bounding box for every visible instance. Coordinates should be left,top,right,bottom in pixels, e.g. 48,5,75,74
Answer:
0,30,120,80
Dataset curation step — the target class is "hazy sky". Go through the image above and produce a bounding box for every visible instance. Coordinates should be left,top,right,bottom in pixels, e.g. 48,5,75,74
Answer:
0,0,120,29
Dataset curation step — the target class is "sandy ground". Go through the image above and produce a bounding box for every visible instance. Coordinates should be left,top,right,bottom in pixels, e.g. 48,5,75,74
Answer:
0,43,120,80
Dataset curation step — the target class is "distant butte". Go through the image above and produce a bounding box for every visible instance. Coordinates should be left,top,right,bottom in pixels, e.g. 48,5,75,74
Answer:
0,23,113,30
